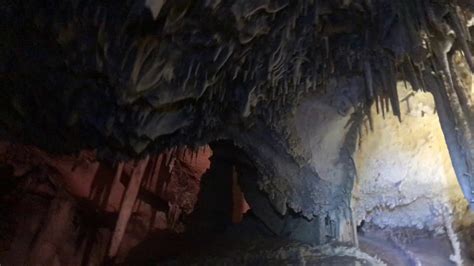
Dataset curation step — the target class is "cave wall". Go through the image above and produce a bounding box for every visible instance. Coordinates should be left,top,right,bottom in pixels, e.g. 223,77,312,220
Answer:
290,78,364,244
0,143,212,264
352,83,468,231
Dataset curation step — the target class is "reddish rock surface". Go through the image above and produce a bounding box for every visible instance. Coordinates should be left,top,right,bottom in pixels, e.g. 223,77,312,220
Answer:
0,142,212,264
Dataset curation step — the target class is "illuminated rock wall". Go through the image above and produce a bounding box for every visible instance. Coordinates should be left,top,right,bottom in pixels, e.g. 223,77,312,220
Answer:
353,83,468,230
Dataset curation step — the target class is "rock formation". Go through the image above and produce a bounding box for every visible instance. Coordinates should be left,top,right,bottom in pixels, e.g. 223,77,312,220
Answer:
0,0,473,264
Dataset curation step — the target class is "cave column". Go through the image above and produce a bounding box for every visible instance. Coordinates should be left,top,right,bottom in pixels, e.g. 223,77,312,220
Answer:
107,161,125,207
108,155,150,259
429,73,474,208
337,207,358,245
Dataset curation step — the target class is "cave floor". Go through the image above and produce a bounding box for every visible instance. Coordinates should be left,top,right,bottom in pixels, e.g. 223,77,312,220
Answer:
160,236,380,266
153,221,383,266
2,190,473,266
359,230,473,266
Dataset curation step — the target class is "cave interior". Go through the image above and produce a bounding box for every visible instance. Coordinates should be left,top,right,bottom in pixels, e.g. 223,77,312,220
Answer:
0,0,474,265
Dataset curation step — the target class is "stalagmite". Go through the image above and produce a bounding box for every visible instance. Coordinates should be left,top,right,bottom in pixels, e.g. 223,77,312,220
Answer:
442,205,464,266
108,155,150,259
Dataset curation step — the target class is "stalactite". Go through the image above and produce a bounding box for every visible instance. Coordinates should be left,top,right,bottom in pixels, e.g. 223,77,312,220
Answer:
182,60,194,91
403,59,422,92
107,161,125,206
217,45,234,72
433,33,455,91
364,61,374,99
304,77,310,93
449,53,474,122
233,66,240,80
425,1,444,35
219,84,226,102
213,46,223,62
197,126,202,139
449,11,474,72
323,36,329,59
108,156,150,260
194,61,201,77
121,43,138,72
164,1,191,30
417,65,428,91
384,95,390,114
131,39,158,87
388,62,401,121
347,56,353,71
374,95,380,114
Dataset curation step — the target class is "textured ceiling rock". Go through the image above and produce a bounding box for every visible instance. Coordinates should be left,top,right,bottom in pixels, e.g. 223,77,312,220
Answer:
1,0,473,217
1,0,471,155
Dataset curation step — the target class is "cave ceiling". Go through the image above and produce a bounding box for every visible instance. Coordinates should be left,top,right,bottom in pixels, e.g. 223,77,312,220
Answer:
1,0,473,217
